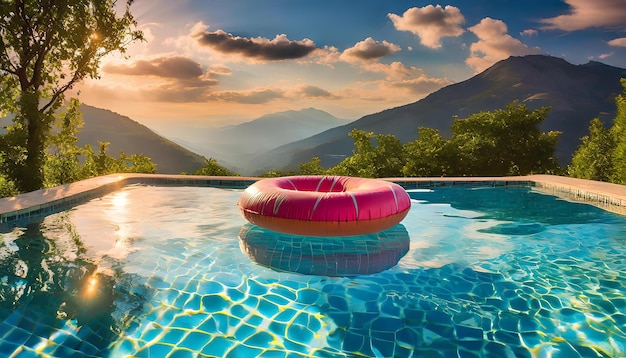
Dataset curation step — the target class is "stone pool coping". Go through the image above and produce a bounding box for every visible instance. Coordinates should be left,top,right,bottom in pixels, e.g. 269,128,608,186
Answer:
0,173,624,226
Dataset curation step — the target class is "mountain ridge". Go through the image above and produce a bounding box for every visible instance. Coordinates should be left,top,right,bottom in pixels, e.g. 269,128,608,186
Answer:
69,104,208,174
246,55,626,174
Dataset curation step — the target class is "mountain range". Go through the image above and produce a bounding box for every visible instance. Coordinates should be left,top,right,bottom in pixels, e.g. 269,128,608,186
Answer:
246,55,626,174
161,108,348,172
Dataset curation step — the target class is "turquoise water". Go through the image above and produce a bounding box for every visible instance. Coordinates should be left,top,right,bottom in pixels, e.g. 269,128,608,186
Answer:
0,185,625,357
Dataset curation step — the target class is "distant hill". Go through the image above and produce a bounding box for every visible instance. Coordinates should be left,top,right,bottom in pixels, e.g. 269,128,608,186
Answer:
77,105,206,174
165,108,348,172
249,55,626,174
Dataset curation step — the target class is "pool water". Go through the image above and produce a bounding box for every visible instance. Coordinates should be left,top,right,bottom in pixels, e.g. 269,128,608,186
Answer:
0,185,625,357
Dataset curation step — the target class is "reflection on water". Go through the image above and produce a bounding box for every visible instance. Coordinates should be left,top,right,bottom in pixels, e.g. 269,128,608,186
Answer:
0,219,111,355
0,212,150,357
239,224,410,276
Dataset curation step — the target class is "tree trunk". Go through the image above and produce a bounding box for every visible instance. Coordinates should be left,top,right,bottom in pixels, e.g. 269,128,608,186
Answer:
18,93,46,192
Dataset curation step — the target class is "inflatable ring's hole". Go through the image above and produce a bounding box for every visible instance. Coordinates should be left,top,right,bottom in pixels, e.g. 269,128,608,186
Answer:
275,176,346,192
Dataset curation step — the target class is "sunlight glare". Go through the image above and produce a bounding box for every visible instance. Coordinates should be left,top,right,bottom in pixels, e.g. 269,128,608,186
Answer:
83,275,99,298
111,190,129,211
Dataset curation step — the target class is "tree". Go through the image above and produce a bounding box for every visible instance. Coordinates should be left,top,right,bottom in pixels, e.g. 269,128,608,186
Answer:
567,79,626,184
403,127,453,177
568,118,614,182
450,102,561,176
194,158,238,176
298,157,327,175
610,78,626,184
0,0,142,192
329,129,377,177
120,152,157,174
371,133,405,177
329,129,405,178
79,141,156,177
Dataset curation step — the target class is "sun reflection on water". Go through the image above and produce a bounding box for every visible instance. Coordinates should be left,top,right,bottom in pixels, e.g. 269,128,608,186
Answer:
83,275,99,298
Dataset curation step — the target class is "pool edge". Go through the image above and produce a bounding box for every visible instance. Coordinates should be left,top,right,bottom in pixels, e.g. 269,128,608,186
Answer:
0,173,624,226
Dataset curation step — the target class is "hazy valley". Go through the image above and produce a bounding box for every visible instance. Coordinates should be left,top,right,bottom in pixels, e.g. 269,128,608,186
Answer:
157,108,349,173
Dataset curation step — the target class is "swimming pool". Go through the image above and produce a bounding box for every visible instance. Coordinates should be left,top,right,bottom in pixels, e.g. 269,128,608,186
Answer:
0,183,625,357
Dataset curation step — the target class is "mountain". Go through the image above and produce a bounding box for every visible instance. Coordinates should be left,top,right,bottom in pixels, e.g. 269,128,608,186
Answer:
0,104,207,174
249,55,626,174
164,108,348,172
77,105,206,174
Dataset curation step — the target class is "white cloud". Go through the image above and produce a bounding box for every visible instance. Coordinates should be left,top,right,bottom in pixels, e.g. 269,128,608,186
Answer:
357,62,452,97
608,38,626,47
388,5,465,49
364,61,422,80
305,46,342,67
162,22,213,57
340,37,401,63
466,18,542,73
539,0,626,31
520,29,538,37
189,22,210,40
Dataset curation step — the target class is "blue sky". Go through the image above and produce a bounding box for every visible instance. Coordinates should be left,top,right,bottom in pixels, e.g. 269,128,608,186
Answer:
74,0,626,128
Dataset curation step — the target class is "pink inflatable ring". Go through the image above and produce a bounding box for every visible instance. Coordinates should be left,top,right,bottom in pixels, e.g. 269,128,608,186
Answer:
237,176,411,236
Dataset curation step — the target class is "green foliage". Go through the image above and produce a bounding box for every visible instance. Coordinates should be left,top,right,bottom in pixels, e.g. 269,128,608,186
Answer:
328,129,405,178
123,153,158,174
328,129,376,177
610,78,626,184
193,158,239,176
0,172,18,197
320,102,561,178
450,102,561,176
45,139,157,188
298,157,327,175
0,177,17,197
402,127,453,177
259,169,297,178
44,98,85,185
568,118,614,181
370,133,405,177
255,157,325,178
78,142,156,178
0,121,28,186
568,78,626,184
0,0,142,192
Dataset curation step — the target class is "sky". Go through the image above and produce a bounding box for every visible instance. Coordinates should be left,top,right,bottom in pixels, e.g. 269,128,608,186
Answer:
71,0,626,129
